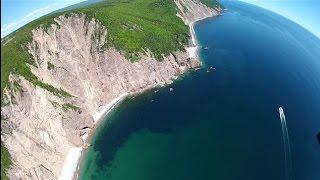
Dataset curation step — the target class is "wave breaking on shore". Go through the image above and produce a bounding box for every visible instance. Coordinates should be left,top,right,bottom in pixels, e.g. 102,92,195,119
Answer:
186,22,199,59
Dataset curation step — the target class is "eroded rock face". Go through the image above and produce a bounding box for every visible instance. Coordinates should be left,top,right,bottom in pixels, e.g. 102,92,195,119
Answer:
1,1,221,179
174,0,222,25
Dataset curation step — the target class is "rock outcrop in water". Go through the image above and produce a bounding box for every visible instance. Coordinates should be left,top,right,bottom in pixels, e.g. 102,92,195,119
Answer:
1,0,221,179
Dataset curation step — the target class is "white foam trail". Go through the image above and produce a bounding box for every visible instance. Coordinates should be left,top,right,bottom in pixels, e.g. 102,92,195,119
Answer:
278,107,293,180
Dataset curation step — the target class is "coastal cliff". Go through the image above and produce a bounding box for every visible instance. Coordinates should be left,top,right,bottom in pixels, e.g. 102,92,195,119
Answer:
1,0,222,179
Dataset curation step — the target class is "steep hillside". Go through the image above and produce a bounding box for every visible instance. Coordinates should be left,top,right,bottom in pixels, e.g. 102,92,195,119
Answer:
1,0,223,179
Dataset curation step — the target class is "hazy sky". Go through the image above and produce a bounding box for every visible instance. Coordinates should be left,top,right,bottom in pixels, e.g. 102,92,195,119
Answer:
1,0,85,37
1,0,320,38
239,0,320,38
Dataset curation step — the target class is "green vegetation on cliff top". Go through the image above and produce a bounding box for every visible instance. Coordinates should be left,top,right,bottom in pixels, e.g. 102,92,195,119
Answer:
1,0,188,95
1,0,221,95
1,12,75,100
201,0,224,8
76,0,190,60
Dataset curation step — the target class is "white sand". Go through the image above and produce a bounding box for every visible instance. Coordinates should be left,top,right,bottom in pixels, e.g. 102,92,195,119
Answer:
59,93,128,180
186,22,199,59
92,93,128,123
58,148,82,180
186,46,197,59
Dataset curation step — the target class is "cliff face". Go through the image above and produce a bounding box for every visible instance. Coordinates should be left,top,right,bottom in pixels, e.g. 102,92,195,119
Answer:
175,0,222,25
1,1,220,179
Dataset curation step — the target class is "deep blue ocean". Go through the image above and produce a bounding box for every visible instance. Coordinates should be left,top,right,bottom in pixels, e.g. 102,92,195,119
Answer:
79,1,320,179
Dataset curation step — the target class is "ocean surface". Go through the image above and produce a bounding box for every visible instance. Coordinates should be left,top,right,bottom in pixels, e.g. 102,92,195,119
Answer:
79,1,320,179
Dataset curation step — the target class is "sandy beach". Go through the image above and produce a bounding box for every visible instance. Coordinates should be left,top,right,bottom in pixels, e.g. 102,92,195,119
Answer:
186,22,199,59
92,93,129,123
58,148,82,180
58,93,128,180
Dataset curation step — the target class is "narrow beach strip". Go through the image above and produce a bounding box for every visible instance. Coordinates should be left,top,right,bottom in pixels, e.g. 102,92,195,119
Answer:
58,148,82,180
93,93,128,123
186,21,199,59
58,93,128,180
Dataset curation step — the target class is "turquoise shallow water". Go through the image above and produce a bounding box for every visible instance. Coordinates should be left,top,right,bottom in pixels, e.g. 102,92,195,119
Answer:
79,1,320,180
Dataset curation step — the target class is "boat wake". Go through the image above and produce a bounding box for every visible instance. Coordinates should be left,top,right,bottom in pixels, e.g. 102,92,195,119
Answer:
278,107,293,180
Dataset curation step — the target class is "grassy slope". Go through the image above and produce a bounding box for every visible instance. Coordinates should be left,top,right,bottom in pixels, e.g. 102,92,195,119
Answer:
1,144,11,180
1,0,222,179
0,15,73,100
74,0,190,60
200,0,224,8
